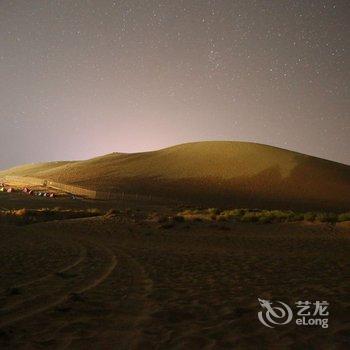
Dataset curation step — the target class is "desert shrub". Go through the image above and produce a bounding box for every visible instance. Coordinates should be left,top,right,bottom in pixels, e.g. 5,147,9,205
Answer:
171,208,350,225
86,208,101,215
304,212,317,222
258,215,273,224
52,207,62,212
287,211,298,220
14,209,29,217
337,213,350,222
292,213,304,221
40,209,56,217
315,212,327,222
241,212,259,223
315,212,337,223
207,208,221,215
0,207,104,225
220,209,246,220
182,209,202,216
230,208,247,217
105,209,120,217
287,211,301,222
268,210,291,222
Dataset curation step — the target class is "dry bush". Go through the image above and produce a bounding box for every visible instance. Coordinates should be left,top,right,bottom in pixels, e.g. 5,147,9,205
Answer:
105,209,121,217
240,212,262,223
303,212,317,222
338,213,350,222
315,212,338,223
86,208,102,215
13,209,29,217
207,208,221,215
175,208,348,225
0,207,103,225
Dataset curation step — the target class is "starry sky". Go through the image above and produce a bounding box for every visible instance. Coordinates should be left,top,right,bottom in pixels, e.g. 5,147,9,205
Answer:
0,0,349,169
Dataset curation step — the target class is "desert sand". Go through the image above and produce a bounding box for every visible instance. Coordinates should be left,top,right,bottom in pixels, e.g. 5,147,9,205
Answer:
0,194,349,349
1,141,349,349
1,141,350,211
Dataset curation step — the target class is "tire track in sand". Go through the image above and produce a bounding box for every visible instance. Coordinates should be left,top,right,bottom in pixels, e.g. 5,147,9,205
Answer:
0,239,117,328
12,243,88,290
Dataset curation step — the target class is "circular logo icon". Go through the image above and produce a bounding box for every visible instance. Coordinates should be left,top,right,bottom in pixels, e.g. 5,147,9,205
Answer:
258,298,293,328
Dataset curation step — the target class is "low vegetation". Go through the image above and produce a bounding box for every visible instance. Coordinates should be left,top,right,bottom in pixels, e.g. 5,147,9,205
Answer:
175,208,350,224
0,207,103,225
2,205,349,228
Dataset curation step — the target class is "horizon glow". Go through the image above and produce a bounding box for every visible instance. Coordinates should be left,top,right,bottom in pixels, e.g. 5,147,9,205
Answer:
0,1,349,169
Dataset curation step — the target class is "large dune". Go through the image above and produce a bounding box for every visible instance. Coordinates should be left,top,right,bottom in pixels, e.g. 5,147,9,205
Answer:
1,141,349,210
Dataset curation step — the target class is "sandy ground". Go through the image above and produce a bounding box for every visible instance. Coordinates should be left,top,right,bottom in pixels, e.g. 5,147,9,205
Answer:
0,196,349,349
0,192,172,214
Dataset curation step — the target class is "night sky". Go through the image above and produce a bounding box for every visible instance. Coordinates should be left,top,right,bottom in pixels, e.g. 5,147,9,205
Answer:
0,0,349,169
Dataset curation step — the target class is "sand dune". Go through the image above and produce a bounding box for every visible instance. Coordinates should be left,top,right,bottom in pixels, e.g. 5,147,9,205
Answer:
1,141,349,210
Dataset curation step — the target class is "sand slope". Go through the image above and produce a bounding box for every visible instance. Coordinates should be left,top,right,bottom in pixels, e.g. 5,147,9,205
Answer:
1,141,349,210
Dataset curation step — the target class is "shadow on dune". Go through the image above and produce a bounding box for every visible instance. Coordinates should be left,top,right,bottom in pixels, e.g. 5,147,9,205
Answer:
3,142,349,212
84,157,350,212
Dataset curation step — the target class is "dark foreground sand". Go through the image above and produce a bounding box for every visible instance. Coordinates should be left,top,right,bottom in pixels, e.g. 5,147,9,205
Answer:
0,214,349,349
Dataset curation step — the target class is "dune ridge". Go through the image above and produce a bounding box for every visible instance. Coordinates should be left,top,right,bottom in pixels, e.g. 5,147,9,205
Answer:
1,141,349,211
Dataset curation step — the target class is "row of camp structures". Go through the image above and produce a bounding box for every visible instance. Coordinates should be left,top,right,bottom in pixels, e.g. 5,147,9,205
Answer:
0,184,55,198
